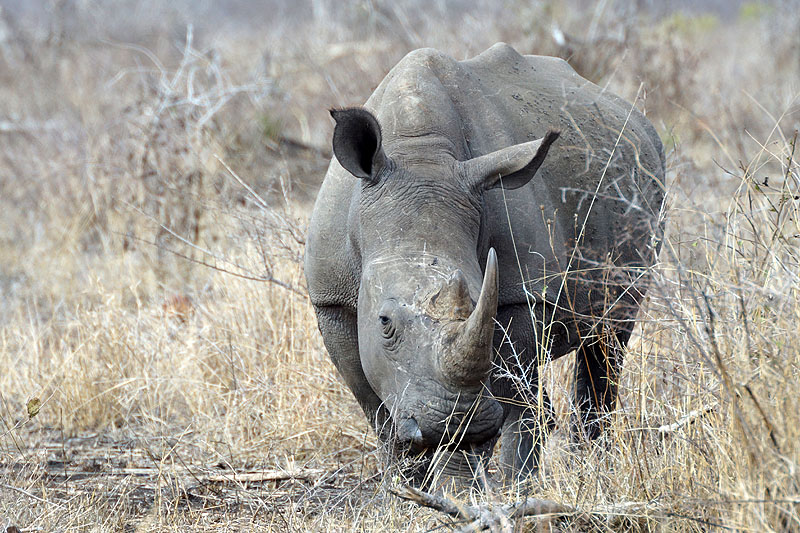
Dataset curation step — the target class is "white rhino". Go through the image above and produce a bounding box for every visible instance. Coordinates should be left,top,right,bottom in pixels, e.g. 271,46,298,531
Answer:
305,43,665,482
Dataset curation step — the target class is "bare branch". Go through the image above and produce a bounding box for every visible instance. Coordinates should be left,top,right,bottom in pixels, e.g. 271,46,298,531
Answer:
656,405,717,436
391,485,575,532
204,468,325,484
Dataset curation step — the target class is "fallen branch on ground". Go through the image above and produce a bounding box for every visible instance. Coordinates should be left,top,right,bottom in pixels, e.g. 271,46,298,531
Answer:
391,485,575,532
392,485,664,532
204,468,325,484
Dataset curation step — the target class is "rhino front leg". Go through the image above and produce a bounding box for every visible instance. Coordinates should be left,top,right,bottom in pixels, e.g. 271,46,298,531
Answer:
498,395,555,481
493,305,556,482
571,325,631,441
313,305,391,439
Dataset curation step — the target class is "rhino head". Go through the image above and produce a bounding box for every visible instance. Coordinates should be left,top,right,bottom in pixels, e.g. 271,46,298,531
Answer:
330,107,558,456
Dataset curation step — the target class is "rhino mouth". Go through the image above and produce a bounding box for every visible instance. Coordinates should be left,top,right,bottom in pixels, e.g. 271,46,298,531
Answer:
391,396,501,489
392,388,503,452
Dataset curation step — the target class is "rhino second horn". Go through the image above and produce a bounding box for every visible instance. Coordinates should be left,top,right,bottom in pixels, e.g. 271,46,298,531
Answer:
448,269,471,303
446,269,474,319
441,248,499,385
428,269,474,320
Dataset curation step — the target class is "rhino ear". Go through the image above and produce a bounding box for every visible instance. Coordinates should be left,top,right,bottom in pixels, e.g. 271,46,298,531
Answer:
330,107,388,183
460,129,560,190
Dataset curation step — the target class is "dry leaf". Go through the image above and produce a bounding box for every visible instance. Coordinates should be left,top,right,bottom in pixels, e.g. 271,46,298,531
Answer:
26,397,41,418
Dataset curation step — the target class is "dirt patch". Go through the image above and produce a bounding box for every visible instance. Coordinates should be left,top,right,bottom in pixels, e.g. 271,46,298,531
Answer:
1,427,387,530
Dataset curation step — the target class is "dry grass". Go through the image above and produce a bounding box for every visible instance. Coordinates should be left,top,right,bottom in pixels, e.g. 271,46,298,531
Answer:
1,1,800,531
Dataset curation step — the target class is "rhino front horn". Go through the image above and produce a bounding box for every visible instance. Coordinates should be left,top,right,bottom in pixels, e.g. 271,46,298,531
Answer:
440,248,499,386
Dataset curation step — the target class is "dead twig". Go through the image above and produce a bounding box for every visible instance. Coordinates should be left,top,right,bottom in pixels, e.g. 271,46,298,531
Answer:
392,485,668,531
0,483,68,510
391,485,575,532
657,405,717,436
204,468,325,484
0,119,64,133
391,485,463,516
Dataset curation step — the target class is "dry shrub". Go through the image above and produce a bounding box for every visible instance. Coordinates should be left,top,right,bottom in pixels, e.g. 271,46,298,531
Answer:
2,1,800,531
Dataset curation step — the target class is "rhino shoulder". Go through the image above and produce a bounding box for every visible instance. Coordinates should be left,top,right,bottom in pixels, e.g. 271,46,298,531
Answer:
305,163,361,309
465,42,575,75
398,47,457,70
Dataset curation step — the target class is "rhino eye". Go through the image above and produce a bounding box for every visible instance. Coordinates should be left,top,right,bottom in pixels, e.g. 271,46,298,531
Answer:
379,314,397,339
378,301,399,340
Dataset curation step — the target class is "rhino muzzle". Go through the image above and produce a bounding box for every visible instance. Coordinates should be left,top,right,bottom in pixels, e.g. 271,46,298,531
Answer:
437,248,499,387
395,390,504,451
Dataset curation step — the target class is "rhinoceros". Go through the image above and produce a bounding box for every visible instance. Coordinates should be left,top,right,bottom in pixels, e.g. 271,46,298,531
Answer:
305,43,664,482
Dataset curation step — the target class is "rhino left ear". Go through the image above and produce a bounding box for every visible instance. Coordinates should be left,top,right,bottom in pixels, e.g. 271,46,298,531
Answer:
459,129,560,190
330,107,388,183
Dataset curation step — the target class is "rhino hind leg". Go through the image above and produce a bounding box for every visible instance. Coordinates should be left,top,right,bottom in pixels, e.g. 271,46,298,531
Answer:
571,324,632,441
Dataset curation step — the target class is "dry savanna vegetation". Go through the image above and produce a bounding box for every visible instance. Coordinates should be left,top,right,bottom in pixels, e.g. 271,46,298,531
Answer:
1,0,799,531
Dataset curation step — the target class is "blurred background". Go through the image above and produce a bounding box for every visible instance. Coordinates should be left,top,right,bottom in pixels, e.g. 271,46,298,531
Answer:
1,1,799,530
2,0,798,300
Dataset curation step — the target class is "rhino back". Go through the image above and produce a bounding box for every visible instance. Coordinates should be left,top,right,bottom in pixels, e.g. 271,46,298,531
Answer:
453,43,664,310
306,43,665,314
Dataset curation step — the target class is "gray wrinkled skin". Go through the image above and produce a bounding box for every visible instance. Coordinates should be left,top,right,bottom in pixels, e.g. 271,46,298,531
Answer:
305,43,665,484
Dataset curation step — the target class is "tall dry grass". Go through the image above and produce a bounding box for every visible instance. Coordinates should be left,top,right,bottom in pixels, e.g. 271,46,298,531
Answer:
1,0,799,531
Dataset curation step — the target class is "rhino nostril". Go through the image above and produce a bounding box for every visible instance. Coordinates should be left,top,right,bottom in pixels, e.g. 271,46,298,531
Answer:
396,417,423,445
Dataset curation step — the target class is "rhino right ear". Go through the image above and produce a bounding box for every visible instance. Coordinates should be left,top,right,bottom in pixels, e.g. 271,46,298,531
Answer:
458,129,560,191
330,107,388,183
